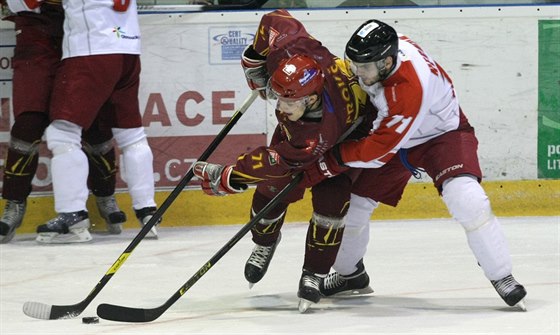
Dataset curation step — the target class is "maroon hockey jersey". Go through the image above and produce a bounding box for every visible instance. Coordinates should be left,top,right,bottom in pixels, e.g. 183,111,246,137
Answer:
232,9,371,184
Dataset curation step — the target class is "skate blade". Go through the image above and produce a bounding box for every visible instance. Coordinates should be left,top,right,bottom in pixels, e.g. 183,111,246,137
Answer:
106,223,123,235
516,299,527,311
0,230,16,244
36,228,92,244
147,226,158,239
298,298,314,313
141,224,158,239
328,286,374,298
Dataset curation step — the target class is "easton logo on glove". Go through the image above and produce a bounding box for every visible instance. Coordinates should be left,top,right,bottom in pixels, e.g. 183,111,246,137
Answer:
317,156,335,178
300,150,349,188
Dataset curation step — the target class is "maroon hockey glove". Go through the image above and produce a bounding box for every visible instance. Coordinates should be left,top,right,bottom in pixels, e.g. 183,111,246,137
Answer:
241,45,268,99
301,147,349,188
192,161,248,196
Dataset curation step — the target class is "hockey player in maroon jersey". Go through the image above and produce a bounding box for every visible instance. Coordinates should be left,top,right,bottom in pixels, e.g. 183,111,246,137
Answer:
0,0,127,243
304,19,527,310
193,9,372,312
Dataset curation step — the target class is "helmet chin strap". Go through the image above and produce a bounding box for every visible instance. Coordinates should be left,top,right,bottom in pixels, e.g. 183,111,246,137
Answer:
376,60,389,80
377,56,397,81
303,95,323,119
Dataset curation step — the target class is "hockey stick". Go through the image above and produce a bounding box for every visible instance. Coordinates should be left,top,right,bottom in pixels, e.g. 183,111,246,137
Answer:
22,90,259,320
97,172,303,323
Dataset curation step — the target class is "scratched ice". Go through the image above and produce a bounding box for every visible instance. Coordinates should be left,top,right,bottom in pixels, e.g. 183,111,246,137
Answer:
1,216,558,335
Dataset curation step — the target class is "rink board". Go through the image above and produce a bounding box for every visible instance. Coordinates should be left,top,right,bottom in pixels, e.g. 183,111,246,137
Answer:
6,179,559,234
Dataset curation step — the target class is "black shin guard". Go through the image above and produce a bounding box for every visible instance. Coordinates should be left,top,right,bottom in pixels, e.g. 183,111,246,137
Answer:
82,141,117,197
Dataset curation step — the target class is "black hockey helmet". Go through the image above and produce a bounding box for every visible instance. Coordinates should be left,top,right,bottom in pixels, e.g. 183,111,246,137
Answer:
345,19,398,64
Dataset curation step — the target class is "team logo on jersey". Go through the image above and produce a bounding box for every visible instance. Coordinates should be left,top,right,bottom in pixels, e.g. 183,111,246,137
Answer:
113,26,125,38
112,26,140,40
268,27,280,46
266,149,280,166
304,138,318,154
304,134,329,155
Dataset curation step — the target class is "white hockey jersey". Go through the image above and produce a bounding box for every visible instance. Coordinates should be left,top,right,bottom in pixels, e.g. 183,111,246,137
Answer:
62,0,141,59
340,35,461,168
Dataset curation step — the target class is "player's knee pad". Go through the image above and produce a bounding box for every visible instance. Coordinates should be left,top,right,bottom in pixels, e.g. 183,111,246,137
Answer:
83,139,116,180
45,120,83,156
307,212,345,272
83,139,113,156
311,211,345,229
442,175,493,232
8,137,40,156
112,127,147,149
250,203,286,244
251,207,286,227
119,137,153,173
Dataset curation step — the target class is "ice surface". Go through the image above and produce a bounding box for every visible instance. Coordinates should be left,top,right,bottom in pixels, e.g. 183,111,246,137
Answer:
1,216,558,335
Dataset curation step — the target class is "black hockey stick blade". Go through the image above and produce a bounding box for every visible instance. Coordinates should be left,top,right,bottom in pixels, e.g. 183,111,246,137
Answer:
22,91,259,320
97,173,303,323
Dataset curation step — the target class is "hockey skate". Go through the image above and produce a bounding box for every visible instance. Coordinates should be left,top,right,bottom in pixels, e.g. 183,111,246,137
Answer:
297,270,325,313
244,233,282,288
0,200,26,244
36,210,92,244
96,195,127,234
320,259,374,297
135,206,159,239
491,274,527,311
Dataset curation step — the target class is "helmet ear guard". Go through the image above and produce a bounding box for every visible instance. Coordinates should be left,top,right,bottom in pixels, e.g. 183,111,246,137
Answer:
267,54,325,101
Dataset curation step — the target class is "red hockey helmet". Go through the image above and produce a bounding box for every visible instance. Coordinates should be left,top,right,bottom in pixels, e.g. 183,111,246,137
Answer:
268,54,325,101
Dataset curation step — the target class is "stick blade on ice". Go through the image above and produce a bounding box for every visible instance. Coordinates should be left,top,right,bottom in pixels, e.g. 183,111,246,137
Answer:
97,304,161,323
23,301,84,320
22,302,52,320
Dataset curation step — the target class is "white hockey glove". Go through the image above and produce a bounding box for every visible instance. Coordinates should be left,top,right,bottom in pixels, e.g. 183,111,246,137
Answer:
241,45,268,100
192,161,248,196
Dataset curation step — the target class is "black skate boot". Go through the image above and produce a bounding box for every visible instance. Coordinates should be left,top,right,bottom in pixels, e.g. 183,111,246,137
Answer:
0,200,26,244
135,206,159,239
491,274,527,310
297,270,325,313
36,210,91,244
320,259,374,297
96,195,126,234
244,233,282,287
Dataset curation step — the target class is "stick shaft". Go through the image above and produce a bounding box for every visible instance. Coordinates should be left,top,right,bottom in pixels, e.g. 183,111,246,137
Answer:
22,90,259,320
97,173,303,322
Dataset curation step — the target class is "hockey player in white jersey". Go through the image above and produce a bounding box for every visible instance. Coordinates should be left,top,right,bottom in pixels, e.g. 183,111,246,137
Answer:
36,0,159,243
304,19,527,310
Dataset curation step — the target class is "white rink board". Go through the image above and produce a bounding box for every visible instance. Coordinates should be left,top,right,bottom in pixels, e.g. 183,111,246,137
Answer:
136,5,559,181
0,5,558,194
